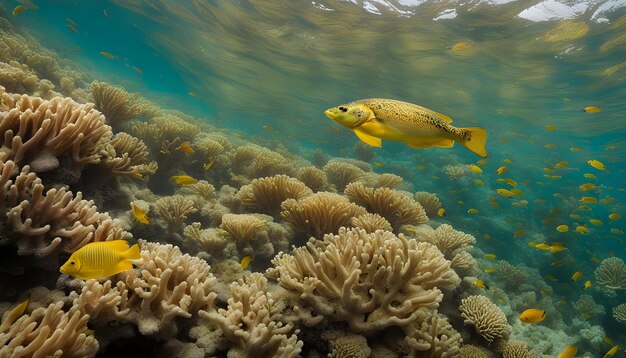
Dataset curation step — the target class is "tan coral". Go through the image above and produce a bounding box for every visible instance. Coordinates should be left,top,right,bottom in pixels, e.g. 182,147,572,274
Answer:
90,81,154,129
404,313,462,357
219,213,273,257
327,333,371,358
375,173,404,189
267,227,460,334
236,175,312,215
414,191,442,218
354,141,376,162
0,301,98,357
295,166,330,192
345,182,428,231
0,93,112,172
595,257,626,290
416,224,475,261
199,273,302,357
323,159,365,191
155,195,197,233
501,341,536,358
350,213,392,233
280,192,367,239
459,345,490,358
459,295,511,343
127,115,200,156
183,222,228,253
613,303,626,323
230,144,295,180
73,240,217,338
178,180,216,201
102,132,157,177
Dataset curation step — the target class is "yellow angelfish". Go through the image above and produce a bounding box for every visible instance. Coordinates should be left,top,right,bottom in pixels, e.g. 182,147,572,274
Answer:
604,345,618,358
468,164,483,173
178,142,195,154
571,271,583,281
582,106,602,113
588,159,606,170
240,256,253,270
496,166,508,175
131,203,149,224
60,240,141,280
557,345,577,358
473,279,489,290
496,188,514,198
519,308,546,323
171,175,198,185
324,99,487,157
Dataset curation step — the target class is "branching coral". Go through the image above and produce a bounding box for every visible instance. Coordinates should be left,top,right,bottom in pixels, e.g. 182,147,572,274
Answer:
72,240,217,338
0,301,98,357
230,144,295,180
345,182,428,231
178,180,216,201
414,191,442,218
219,213,274,257
102,132,157,177
267,227,460,334
280,192,367,239
236,175,312,215
323,159,365,191
199,273,302,357
295,166,330,192
183,222,228,254
90,81,154,129
459,295,511,343
155,195,197,233
613,303,626,324
595,257,626,290
350,213,392,233
0,92,112,172
127,115,200,156
1,160,130,257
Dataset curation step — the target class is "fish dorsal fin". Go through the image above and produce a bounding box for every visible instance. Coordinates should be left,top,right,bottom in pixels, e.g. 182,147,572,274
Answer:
433,111,453,123
353,128,382,148
103,240,130,252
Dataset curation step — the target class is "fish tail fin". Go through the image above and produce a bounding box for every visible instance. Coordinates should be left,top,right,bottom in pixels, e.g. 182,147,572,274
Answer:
459,127,487,157
123,244,141,260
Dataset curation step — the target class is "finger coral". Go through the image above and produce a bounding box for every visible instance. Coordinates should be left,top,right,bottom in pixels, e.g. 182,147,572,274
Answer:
236,175,312,215
267,227,460,334
345,182,428,231
594,257,626,290
72,240,217,338
459,295,511,343
0,92,112,172
155,195,197,233
280,192,367,239
0,301,98,357
199,273,302,357
219,213,274,257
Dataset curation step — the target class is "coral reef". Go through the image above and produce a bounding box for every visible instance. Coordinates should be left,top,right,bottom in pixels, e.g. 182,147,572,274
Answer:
90,81,154,130
459,295,511,343
594,257,626,290
414,191,442,218
219,213,274,257
155,195,197,233
350,213,393,233
323,159,365,191
613,303,626,324
236,174,312,215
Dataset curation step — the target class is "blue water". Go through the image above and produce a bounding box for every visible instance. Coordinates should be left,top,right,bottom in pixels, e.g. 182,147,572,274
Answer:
2,0,626,356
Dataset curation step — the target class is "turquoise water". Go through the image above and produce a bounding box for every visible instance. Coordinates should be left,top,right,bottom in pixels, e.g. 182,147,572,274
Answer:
2,0,626,356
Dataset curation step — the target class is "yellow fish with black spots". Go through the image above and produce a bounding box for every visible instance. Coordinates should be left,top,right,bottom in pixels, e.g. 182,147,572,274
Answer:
324,99,487,157
60,240,141,280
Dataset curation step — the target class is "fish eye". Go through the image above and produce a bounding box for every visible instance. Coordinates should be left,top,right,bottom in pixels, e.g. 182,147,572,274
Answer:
70,261,75,265
339,106,347,112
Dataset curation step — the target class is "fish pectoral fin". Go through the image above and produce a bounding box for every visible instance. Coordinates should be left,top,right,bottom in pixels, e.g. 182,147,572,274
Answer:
353,129,382,148
406,139,454,149
433,139,455,148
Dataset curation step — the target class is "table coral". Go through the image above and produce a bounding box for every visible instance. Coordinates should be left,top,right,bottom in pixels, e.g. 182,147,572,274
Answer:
199,273,302,357
267,227,460,334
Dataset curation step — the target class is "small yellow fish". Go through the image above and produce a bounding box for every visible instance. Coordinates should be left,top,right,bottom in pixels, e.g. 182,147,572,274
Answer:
66,18,78,26
603,337,615,345
485,253,497,260
571,271,583,281
583,280,592,289
510,189,524,197
188,92,198,97
474,279,489,290
528,241,538,247
579,183,596,191
468,164,483,173
544,167,555,173
437,208,445,217
605,145,617,150
545,144,557,149
581,197,597,204
240,255,253,270
582,106,602,113
611,228,624,235
556,224,569,233
550,246,568,253
324,99,488,157
512,229,527,237
204,161,214,172
131,66,143,75
570,147,583,152
555,161,569,168
545,275,558,281
588,159,606,170
477,159,488,166
576,226,589,234
467,208,478,214
178,142,195,154
132,203,149,224
519,308,546,323
583,173,596,179
544,175,562,179
66,25,80,34
473,179,484,186
545,124,557,131
262,124,274,132
496,166,508,175
570,213,582,219
484,268,496,273
372,161,384,168
60,240,140,280
591,257,601,263
557,299,567,305
496,188,514,198
589,219,604,226
604,345,618,358
535,243,552,250
609,213,622,220
100,51,116,59
171,175,198,185
503,159,513,164
12,5,28,16
557,345,577,358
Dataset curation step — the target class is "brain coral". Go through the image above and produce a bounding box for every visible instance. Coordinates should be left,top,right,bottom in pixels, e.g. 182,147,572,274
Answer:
459,295,511,343
267,227,460,334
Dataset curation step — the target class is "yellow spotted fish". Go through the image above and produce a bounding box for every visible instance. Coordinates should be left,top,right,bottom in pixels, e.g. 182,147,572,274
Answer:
324,99,487,157
60,240,141,280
